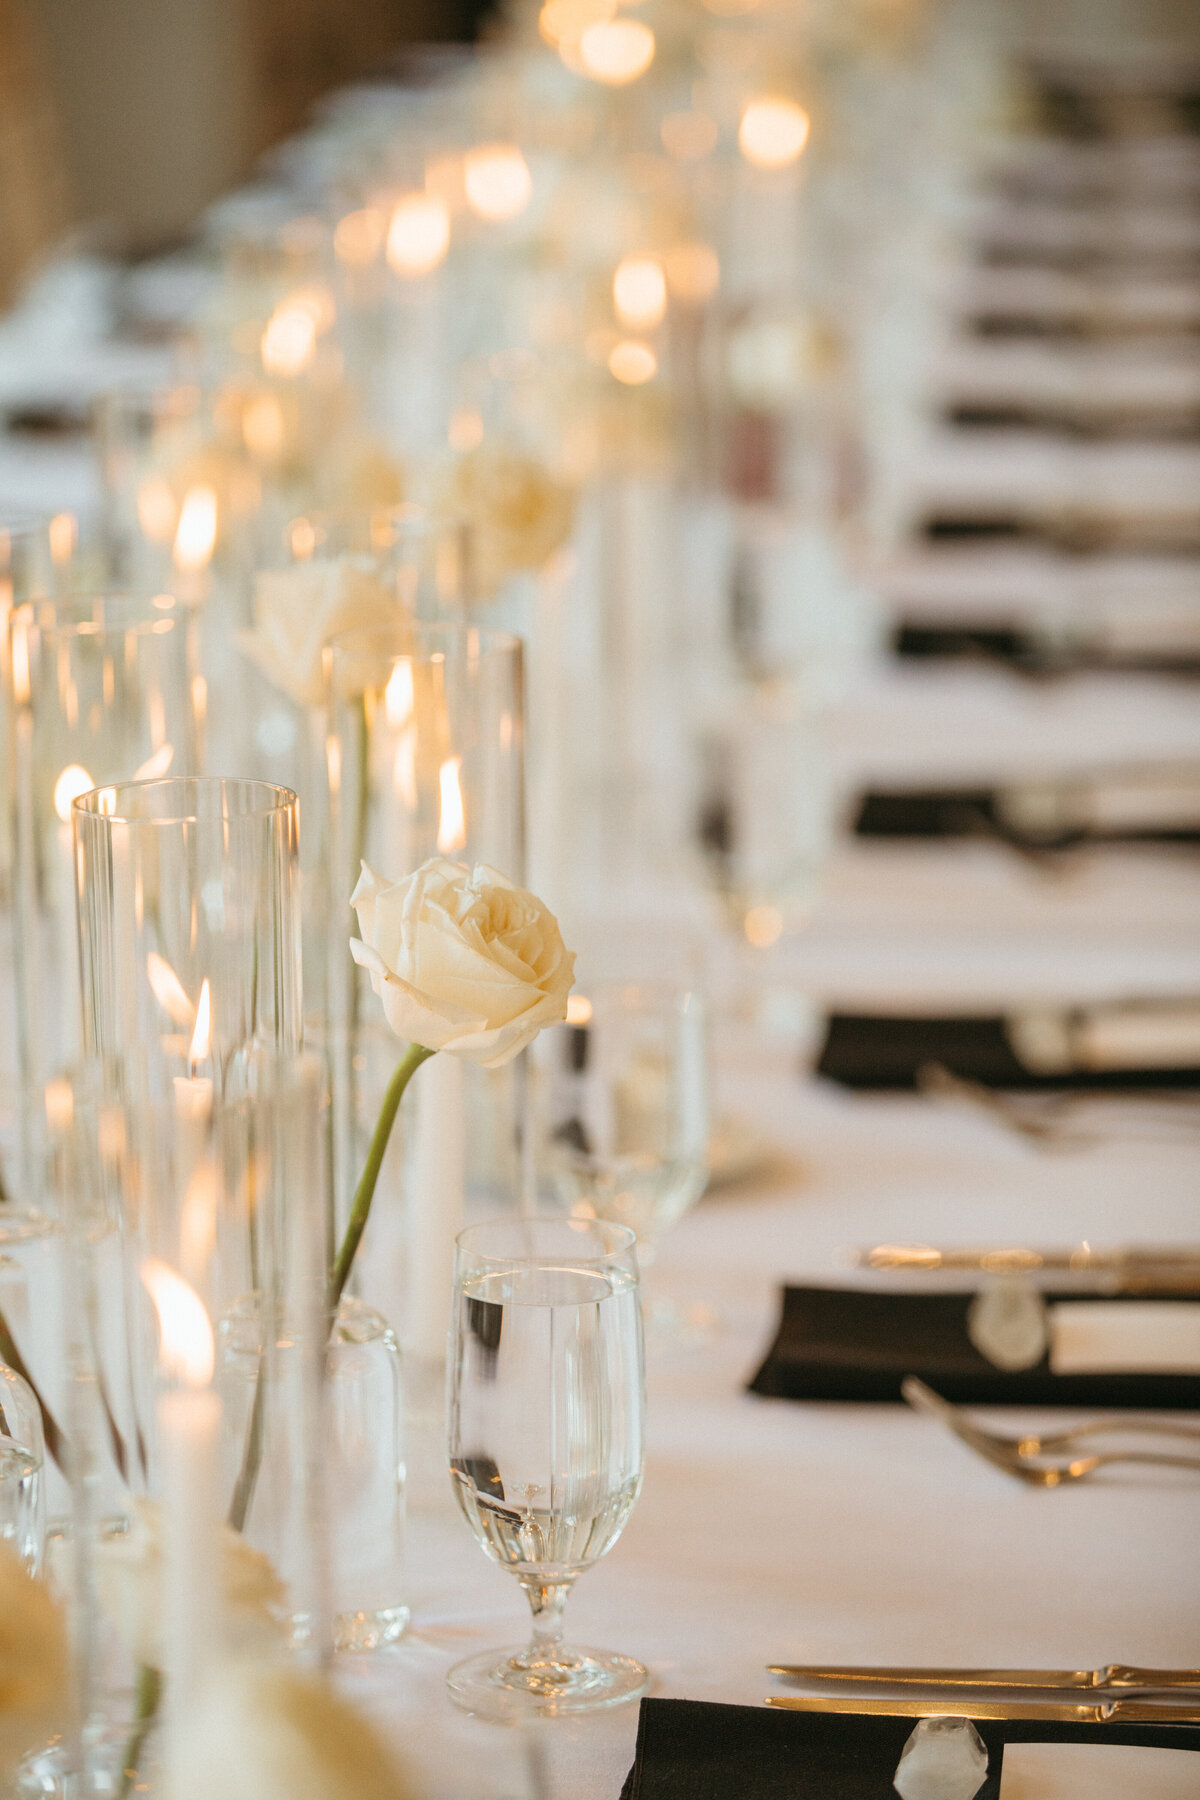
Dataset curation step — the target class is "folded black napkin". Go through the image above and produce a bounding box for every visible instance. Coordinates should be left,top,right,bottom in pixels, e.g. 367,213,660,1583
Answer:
852,789,1200,846
748,1285,1200,1409
815,1013,1200,1091
891,622,1200,679
619,1697,1200,1800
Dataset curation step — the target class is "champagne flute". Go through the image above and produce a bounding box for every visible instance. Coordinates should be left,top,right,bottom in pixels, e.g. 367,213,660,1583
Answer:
446,1218,647,1717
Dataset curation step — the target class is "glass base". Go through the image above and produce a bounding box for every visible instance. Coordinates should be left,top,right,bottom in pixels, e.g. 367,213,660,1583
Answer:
289,1603,411,1652
446,1641,649,1718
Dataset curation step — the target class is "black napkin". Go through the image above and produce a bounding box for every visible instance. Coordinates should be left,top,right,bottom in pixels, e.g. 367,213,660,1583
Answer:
748,1285,1200,1409
619,1697,1200,1800
891,622,1200,679
815,1013,1200,1091
852,789,1200,846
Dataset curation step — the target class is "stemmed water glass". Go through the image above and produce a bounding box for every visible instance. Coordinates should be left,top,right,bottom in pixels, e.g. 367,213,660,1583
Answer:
446,1218,647,1717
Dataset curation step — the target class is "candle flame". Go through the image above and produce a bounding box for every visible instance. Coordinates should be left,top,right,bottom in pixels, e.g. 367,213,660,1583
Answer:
43,1077,75,1133
189,979,212,1069
173,486,218,573
609,339,657,385
613,256,667,331
10,617,29,706
576,17,655,84
142,1259,214,1387
54,764,93,824
133,743,174,782
384,657,414,728
242,393,286,461
386,195,451,278
147,952,196,1028
48,512,77,568
136,477,178,544
738,98,810,170
566,994,593,1026
437,756,466,852
260,298,322,377
464,145,533,223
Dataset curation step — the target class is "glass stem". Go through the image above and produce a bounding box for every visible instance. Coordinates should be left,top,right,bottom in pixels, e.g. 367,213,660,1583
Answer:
521,1578,573,1661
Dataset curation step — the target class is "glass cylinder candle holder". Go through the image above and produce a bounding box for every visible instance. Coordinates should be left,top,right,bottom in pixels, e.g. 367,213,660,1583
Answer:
325,624,525,1364
9,594,203,1140
73,778,301,1101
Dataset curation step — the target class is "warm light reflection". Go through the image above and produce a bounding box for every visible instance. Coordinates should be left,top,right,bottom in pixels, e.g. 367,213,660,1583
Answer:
44,1077,74,1133
539,0,613,48
142,1260,215,1387
180,1165,218,1279
464,145,533,223
173,486,218,573
609,339,658,385
288,516,317,561
577,17,655,83
133,743,174,782
386,195,451,277
242,393,286,461
384,658,414,728
437,756,467,852
739,98,810,169
189,979,212,1070
744,903,783,947
147,952,195,1028
261,300,318,376
137,477,178,544
665,242,721,304
566,994,593,1026
613,256,667,330
48,513,77,568
54,764,93,825
334,208,385,267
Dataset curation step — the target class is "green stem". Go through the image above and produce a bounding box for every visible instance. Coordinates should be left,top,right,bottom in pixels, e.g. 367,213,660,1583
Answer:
327,1042,434,1314
0,1307,69,1477
118,1663,161,1799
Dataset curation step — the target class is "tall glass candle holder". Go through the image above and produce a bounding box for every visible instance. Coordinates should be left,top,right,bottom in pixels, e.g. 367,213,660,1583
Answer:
325,624,525,1366
9,595,203,1143
73,778,301,1101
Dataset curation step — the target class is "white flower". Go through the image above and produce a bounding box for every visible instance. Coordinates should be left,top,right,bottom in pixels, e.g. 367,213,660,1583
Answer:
165,1659,417,1800
350,857,574,1068
437,443,574,596
0,1541,68,1776
95,1498,286,1671
239,559,404,708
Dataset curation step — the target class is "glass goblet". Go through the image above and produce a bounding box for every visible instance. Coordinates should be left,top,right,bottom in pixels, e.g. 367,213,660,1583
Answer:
543,983,709,1318
446,1218,646,1718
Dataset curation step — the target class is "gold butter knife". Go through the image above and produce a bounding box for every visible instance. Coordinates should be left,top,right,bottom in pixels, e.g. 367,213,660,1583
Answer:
768,1664,1200,1693
765,1697,1200,1724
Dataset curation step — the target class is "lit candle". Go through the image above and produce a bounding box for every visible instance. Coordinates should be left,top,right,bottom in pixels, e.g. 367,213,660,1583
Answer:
172,978,214,1173
407,1051,465,1363
142,1260,222,1756
53,765,92,1062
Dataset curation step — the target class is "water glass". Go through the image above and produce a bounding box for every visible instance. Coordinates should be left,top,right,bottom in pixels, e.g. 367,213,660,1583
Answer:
0,1360,44,1574
446,1217,646,1717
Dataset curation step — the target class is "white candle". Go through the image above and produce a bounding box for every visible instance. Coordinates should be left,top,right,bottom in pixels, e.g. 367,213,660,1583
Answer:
52,765,92,1065
406,1053,464,1363
142,1261,222,1762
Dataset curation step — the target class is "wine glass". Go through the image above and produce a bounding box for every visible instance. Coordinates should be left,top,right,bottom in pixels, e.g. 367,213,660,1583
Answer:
446,1218,647,1718
542,982,709,1266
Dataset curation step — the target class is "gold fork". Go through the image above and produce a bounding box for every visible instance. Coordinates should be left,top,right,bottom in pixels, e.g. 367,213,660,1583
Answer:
901,1378,1200,1486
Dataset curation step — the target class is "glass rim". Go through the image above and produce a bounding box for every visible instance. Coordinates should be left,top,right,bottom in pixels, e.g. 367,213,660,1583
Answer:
455,1216,637,1269
19,590,199,638
72,775,298,828
327,619,523,661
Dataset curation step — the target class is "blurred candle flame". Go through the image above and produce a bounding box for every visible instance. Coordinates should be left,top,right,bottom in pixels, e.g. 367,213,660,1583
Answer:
54,764,93,824
566,994,593,1026
576,17,655,82
609,339,657,385
384,657,414,728
464,145,533,223
261,300,318,376
133,743,174,782
613,256,667,330
242,393,286,461
386,195,451,278
738,98,810,169
173,486,218,573
142,1260,214,1387
188,979,212,1071
136,477,178,544
48,512,77,568
437,756,466,852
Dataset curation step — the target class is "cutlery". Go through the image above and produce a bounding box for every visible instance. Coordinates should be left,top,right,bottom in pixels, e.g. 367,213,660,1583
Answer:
764,1696,1200,1724
902,1379,1200,1484
767,1663,1200,1693
916,1065,1200,1153
856,1241,1200,1278
897,1379,1200,1453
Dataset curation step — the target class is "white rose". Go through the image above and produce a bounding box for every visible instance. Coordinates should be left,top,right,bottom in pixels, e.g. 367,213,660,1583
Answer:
238,558,404,708
0,1541,68,1776
165,1659,417,1800
437,443,574,596
350,857,574,1067
95,1498,286,1670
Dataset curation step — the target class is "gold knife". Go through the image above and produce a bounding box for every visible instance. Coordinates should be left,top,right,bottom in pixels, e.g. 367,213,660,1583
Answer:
768,1664,1200,1693
765,1697,1200,1724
